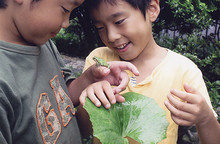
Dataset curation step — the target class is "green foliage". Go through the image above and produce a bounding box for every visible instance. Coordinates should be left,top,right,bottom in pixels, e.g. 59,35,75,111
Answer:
154,0,218,34
52,4,104,57
83,92,169,144
206,80,220,110
52,18,93,57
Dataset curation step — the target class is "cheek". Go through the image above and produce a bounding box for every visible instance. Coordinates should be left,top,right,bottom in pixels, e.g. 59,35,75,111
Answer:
99,32,108,44
130,24,150,44
33,16,62,35
20,21,55,45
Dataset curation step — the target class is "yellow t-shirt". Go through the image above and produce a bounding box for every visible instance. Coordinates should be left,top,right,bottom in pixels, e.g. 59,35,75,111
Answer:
84,47,217,144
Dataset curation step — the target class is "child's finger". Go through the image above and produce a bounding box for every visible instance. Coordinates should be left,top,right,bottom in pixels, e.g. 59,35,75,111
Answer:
170,89,196,104
89,87,112,109
85,88,102,107
102,82,116,105
171,114,194,126
79,90,87,106
109,61,139,76
79,88,101,107
88,81,115,109
99,67,110,76
167,93,194,113
164,99,193,121
114,72,129,93
184,83,200,95
121,62,139,76
91,65,110,78
115,94,125,103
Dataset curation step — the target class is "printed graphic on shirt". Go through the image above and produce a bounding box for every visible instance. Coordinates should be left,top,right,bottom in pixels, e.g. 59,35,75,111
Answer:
50,75,75,126
37,93,61,144
37,75,75,144
130,76,136,87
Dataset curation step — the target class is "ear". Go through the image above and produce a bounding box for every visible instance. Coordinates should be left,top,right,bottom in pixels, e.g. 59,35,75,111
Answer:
146,0,160,22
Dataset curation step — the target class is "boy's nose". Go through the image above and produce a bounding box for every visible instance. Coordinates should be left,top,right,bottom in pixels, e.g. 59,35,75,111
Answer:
107,29,121,42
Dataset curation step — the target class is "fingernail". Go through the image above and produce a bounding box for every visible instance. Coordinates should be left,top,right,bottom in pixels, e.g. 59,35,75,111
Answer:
164,101,168,105
111,99,116,104
105,104,111,109
96,102,101,107
170,89,176,93
103,68,109,74
116,88,121,93
167,94,172,99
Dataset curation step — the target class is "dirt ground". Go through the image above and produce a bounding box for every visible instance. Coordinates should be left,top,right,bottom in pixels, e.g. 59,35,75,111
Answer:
61,54,85,74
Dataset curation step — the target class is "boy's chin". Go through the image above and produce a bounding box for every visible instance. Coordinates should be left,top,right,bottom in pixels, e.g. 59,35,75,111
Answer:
26,39,48,46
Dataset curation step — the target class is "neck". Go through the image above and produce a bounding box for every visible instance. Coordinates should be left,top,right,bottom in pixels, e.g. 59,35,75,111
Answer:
130,37,161,64
129,38,167,83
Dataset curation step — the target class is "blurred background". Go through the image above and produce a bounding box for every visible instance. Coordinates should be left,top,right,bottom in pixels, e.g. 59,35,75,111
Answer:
52,0,220,143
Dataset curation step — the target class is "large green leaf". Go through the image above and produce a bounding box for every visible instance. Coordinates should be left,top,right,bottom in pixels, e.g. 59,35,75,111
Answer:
83,92,169,144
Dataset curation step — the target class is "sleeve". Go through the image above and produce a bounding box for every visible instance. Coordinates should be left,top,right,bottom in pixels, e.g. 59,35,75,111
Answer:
0,90,13,144
47,40,76,83
182,60,218,117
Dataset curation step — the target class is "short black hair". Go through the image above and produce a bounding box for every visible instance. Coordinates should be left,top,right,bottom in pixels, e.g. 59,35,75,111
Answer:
85,0,152,18
0,0,7,8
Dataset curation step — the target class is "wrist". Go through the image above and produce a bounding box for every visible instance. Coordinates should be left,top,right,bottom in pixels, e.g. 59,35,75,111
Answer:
80,67,94,85
197,109,215,128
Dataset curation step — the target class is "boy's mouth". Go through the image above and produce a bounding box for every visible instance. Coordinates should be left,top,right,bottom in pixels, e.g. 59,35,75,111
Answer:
51,32,57,38
115,42,131,52
115,42,131,49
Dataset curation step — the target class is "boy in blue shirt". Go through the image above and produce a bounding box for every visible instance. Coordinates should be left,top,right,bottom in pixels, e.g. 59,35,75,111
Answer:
0,0,139,143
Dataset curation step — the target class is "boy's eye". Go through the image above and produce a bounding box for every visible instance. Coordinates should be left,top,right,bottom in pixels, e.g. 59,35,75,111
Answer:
115,19,125,25
95,27,104,31
61,6,70,13
94,25,104,31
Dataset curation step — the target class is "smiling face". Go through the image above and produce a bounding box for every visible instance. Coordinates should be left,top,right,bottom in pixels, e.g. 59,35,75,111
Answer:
91,0,159,61
12,0,84,46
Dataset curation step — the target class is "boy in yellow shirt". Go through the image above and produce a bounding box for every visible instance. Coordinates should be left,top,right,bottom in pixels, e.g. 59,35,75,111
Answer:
78,0,220,143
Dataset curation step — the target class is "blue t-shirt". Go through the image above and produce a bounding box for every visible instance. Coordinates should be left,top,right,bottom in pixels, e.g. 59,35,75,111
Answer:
0,40,82,144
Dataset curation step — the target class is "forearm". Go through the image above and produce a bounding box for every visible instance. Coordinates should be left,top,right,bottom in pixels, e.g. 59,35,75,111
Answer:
75,105,93,138
197,115,220,144
67,72,93,106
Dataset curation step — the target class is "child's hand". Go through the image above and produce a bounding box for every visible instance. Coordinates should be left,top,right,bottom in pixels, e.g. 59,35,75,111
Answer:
86,61,139,94
164,83,213,127
79,80,125,109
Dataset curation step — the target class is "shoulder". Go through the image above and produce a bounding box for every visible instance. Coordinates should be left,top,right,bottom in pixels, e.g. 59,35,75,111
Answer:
162,49,204,80
0,69,17,113
166,49,199,69
45,39,56,48
44,40,59,54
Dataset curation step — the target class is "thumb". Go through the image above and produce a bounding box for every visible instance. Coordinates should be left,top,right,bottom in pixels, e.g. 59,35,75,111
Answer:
113,72,129,93
92,65,110,78
184,83,198,95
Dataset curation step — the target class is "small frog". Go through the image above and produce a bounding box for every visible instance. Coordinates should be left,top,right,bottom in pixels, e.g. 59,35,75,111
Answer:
93,56,110,68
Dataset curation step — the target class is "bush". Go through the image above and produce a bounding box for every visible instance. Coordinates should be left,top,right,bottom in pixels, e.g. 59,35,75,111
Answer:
52,19,95,58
